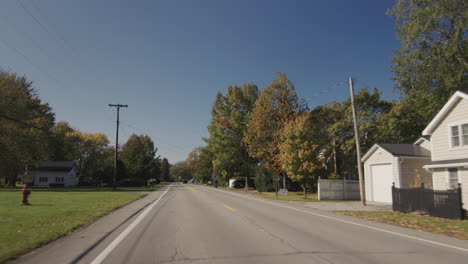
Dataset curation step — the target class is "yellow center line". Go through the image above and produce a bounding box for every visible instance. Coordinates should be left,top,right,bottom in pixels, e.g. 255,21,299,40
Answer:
186,186,200,192
223,204,237,212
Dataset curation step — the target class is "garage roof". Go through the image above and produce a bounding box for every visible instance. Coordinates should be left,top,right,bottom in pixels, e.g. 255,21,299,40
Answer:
378,143,431,158
362,143,431,162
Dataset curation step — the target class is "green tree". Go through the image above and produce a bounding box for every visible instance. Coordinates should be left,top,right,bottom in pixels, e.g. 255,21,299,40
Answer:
244,72,306,187
387,0,467,136
169,162,192,181
0,70,55,186
253,161,275,192
206,83,259,186
311,88,392,180
73,131,110,182
120,134,160,185
279,113,323,198
160,158,170,182
49,121,81,161
48,121,113,184
186,146,213,183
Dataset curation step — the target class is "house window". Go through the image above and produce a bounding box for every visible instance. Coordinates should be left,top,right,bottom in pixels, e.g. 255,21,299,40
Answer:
448,168,459,189
451,123,468,147
55,177,64,183
451,126,460,147
39,177,48,183
463,124,468,146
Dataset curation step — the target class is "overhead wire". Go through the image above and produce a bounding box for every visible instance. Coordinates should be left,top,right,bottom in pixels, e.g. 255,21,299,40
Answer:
17,0,68,51
304,78,349,105
0,15,51,61
0,38,62,84
0,113,51,133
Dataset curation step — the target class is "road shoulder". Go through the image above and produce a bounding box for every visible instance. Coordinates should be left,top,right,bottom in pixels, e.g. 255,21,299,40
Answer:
9,185,172,264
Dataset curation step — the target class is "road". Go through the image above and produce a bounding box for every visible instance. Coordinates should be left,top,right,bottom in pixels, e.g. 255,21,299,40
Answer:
13,184,468,264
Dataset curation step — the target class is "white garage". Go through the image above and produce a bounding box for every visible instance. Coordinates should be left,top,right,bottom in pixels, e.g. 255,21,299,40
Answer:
361,139,432,204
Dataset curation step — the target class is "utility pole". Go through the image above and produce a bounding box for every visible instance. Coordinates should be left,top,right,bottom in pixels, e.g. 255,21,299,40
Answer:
109,104,128,189
348,77,366,206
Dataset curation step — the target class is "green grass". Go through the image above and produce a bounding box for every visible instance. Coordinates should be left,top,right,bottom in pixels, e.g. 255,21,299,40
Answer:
0,190,147,263
195,183,321,201
255,192,318,202
1,184,168,192
335,211,468,240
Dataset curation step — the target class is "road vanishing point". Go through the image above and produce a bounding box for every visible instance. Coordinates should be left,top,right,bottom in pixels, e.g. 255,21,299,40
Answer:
12,184,468,264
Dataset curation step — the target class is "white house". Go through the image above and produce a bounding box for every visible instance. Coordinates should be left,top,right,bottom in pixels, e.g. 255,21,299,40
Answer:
362,140,431,203
24,161,78,187
422,91,468,210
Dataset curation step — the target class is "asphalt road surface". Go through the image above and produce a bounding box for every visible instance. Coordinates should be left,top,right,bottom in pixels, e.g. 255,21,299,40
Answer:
13,184,468,264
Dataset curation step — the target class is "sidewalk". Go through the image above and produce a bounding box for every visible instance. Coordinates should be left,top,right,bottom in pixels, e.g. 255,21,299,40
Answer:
285,201,392,212
221,187,392,212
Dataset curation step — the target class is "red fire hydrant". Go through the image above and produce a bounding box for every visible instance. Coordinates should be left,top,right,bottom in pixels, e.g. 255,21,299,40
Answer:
22,184,31,205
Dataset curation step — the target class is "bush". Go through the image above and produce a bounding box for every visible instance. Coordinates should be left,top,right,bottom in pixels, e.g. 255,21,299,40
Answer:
254,164,274,192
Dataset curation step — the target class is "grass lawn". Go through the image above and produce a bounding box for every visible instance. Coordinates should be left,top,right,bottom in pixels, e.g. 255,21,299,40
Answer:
255,192,318,202
335,211,468,240
2,184,168,192
0,188,153,263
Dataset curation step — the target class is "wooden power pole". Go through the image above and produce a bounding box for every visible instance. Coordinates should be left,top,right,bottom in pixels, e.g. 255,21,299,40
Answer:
109,104,128,189
348,77,366,206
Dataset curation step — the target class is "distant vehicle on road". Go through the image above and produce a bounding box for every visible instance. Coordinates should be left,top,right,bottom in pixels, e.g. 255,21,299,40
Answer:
182,179,188,184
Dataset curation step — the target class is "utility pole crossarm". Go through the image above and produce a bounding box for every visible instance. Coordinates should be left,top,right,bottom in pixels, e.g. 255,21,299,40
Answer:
109,104,128,189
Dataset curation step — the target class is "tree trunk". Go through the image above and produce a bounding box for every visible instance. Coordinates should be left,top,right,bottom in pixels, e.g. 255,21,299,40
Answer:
303,182,307,199
282,172,286,189
332,137,337,174
245,167,249,190
6,169,18,186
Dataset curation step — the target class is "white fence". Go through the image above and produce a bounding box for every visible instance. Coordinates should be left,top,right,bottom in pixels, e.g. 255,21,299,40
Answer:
318,178,360,200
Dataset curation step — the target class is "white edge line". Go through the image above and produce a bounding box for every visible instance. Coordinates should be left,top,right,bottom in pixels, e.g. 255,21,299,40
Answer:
90,184,173,264
207,186,468,253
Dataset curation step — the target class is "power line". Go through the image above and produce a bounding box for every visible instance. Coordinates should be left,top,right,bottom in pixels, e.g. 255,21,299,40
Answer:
0,15,51,60
0,113,51,133
17,0,68,51
305,79,349,104
28,0,74,52
0,38,61,84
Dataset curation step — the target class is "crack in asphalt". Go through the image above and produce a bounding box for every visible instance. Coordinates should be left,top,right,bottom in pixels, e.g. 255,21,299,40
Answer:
154,249,423,264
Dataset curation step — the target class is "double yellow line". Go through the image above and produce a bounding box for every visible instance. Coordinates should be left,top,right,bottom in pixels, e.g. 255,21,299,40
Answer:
223,204,237,212
186,186,199,192
185,186,237,212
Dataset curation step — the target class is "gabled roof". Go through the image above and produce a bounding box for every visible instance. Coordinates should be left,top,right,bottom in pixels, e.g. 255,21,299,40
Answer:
414,136,430,145
422,91,468,136
379,143,430,157
34,161,75,171
362,143,430,162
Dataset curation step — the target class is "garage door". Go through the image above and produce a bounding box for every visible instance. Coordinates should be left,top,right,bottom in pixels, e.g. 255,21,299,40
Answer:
370,163,393,203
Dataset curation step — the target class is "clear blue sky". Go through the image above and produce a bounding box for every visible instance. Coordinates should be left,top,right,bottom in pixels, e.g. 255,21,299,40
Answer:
0,0,400,163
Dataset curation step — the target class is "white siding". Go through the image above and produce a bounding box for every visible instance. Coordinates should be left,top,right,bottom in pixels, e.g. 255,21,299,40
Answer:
432,169,448,190
363,147,398,202
65,168,77,187
430,99,468,161
432,168,468,210
400,158,432,189
30,170,76,187
417,139,431,152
